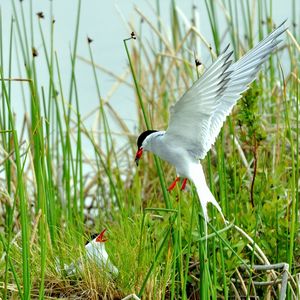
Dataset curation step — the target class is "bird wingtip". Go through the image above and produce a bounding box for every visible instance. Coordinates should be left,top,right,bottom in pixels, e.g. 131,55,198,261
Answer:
222,43,231,54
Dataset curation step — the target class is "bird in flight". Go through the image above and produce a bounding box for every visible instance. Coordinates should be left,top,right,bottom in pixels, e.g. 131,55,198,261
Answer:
135,21,286,225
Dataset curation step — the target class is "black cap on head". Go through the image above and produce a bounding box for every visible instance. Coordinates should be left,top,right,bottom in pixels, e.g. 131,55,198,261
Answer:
137,130,157,148
85,233,98,245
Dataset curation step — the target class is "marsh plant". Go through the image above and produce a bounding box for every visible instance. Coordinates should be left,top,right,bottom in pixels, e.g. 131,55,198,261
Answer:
0,0,299,299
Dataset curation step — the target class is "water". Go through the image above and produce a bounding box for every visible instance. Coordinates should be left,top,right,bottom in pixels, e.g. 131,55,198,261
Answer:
0,0,296,158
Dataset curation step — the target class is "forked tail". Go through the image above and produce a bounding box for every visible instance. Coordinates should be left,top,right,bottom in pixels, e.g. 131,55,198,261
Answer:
195,184,225,223
190,164,226,225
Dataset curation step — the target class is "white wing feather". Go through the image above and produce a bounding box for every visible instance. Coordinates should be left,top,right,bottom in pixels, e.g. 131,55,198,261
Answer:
164,21,286,159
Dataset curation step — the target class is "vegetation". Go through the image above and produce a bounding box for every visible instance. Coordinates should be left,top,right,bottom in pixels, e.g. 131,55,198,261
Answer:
0,0,299,299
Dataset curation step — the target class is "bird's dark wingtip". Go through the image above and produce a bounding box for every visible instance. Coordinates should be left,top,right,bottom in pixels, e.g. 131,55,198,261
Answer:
222,43,230,54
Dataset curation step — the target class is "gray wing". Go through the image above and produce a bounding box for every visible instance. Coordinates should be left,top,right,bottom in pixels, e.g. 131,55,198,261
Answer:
164,21,286,159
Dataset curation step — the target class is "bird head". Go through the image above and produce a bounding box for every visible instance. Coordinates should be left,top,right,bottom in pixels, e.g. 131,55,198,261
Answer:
135,130,157,166
87,228,108,248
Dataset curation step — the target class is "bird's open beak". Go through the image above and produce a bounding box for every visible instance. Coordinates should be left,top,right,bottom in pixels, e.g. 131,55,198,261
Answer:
135,148,143,166
96,228,108,243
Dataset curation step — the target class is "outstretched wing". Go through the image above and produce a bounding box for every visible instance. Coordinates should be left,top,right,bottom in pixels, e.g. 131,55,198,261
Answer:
164,21,286,159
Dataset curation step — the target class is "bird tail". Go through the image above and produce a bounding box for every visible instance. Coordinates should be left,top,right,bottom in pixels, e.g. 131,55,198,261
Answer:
191,164,226,224
196,184,225,223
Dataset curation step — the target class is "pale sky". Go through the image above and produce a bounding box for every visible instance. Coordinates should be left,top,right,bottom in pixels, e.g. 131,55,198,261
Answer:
0,1,294,136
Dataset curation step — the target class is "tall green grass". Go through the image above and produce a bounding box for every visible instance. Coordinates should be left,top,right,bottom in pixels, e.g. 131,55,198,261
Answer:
0,0,299,299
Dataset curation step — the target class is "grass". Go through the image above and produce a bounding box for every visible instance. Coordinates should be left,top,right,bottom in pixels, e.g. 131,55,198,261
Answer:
0,0,299,299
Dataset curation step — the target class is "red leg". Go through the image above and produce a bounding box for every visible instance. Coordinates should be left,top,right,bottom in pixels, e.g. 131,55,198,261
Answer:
167,177,180,192
180,178,188,190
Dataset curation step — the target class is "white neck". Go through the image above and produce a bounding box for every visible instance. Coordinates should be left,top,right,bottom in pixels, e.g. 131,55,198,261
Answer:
143,131,166,153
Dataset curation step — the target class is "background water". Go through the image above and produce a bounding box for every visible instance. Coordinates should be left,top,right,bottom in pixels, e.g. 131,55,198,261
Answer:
0,0,297,143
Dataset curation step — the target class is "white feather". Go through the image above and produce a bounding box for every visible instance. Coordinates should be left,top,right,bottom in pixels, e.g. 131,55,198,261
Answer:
56,235,118,277
165,21,286,159
141,22,286,223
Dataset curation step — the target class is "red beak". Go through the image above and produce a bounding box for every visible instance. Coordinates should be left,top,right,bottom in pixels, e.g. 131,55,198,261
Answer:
96,228,108,243
135,148,143,166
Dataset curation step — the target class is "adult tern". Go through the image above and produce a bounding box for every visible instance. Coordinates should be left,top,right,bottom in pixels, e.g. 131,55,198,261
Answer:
135,22,286,224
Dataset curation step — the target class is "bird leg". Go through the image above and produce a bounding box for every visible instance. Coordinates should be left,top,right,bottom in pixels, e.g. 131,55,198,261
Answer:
167,177,180,192
180,178,188,190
